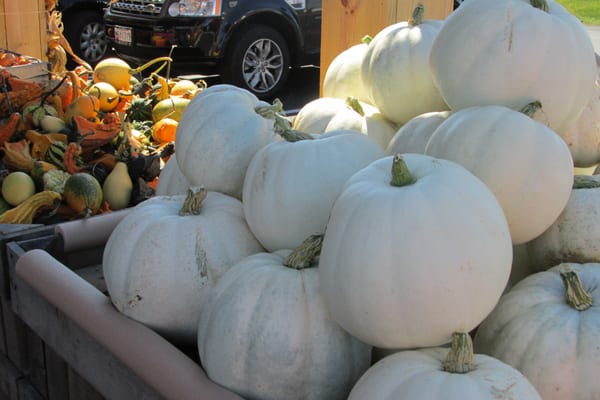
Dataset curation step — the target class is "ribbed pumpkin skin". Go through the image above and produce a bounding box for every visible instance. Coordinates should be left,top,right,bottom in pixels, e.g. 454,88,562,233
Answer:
429,0,597,135
322,42,372,105
102,191,264,344
348,348,541,399
63,173,103,215
155,154,190,196
318,154,512,349
198,251,372,400
385,110,451,155
473,263,600,400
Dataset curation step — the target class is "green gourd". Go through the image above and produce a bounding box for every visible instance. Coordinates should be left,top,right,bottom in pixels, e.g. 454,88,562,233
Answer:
102,162,133,211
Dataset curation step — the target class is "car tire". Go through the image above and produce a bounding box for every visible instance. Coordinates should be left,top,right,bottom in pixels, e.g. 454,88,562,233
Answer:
221,24,291,100
63,10,109,65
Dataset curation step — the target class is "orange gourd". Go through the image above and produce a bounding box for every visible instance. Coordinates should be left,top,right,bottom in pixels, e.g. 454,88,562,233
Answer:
152,118,178,143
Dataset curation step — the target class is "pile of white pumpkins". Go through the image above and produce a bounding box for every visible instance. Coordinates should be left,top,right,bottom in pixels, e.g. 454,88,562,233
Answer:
100,0,600,398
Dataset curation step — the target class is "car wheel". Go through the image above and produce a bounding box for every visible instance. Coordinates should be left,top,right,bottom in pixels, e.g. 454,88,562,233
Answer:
63,10,109,65
221,24,291,100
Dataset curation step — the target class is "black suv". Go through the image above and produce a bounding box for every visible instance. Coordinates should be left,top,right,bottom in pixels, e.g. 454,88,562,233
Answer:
58,0,111,65
104,0,322,98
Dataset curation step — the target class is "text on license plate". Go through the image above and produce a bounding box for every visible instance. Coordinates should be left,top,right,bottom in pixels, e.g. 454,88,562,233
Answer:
115,26,132,46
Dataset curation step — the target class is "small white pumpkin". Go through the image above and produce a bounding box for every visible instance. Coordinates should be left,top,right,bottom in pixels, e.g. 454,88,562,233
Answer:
361,5,448,125
103,187,264,344
385,110,451,155
319,154,512,349
429,0,597,135
155,154,191,196
243,117,384,252
474,263,600,400
349,333,541,400
198,236,372,400
424,102,574,244
292,97,397,150
175,84,279,199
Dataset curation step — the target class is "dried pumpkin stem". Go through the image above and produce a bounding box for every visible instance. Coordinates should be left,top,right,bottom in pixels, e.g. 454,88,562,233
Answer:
572,175,600,189
254,98,284,119
272,113,315,142
346,96,365,117
179,186,207,216
560,269,592,311
390,154,415,187
409,3,425,26
519,100,542,118
285,235,324,270
530,0,549,12
443,332,476,374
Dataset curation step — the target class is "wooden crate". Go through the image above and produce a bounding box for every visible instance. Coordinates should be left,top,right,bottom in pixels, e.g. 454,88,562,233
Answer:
0,0,47,60
319,0,454,93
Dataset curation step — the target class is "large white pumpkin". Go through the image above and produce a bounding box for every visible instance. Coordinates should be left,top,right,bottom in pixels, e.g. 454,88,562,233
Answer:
243,128,384,252
424,103,574,244
103,187,264,344
385,110,451,155
198,236,372,400
349,333,541,400
319,154,512,349
175,84,279,199
361,5,448,125
474,262,600,400
429,0,597,135
155,154,190,196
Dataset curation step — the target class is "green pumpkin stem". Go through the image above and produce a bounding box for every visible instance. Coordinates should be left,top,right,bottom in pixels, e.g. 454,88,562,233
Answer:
273,113,315,142
561,269,593,311
530,0,549,12
573,175,600,189
362,35,373,45
254,98,284,119
179,186,207,216
346,96,365,117
443,332,476,374
285,234,324,270
519,101,543,118
390,154,415,187
409,3,425,26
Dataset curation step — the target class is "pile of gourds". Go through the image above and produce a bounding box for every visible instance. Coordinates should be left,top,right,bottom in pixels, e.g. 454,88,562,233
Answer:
0,55,205,224
15,0,600,398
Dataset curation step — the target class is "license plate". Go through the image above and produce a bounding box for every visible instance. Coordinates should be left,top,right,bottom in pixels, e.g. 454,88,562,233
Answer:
115,26,132,46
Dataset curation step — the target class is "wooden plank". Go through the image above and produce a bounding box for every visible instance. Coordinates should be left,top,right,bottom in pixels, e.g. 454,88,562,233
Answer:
44,345,69,400
67,367,105,400
0,0,6,51
1,0,47,59
319,0,454,94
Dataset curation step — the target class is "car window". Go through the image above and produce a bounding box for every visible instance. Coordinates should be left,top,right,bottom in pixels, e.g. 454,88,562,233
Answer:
286,0,305,10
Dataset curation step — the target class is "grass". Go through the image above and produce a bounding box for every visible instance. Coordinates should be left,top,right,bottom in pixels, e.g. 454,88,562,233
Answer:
555,0,600,25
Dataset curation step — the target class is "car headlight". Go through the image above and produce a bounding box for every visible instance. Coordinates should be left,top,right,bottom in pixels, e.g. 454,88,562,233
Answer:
167,0,221,17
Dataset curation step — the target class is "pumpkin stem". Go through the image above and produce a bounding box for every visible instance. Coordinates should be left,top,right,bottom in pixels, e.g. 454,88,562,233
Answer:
572,175,600,189
254,98,285,119
443,332,476,374
284,234,324,270
530,0,549,12
560,269,592,311
346,96,365,117
272,113,315,142
409,3,425,26
179,186,208,216
390,154,415,187
362,35,373,45
519,101,543,118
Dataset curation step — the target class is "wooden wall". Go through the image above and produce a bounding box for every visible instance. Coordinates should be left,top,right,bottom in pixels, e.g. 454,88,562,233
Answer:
0,0,47,59
320,0,454,92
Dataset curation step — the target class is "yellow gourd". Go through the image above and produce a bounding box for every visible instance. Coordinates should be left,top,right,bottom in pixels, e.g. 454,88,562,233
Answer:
102,161,133,210
86,82,120,112
93,56,172,91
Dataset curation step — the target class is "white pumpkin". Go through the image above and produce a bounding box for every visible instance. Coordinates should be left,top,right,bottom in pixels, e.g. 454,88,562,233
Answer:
361,5,448,125
474,263,600,400
292,97,397,150
349,333,541,400
103,187,264,344
318,154,512,349
526,175,600,271
424,103,574,244
322,37,372,105
155,154,191,196
385,110,451,155
429,0,597,135
243,124,384,252
175,84,279,199
198,236,372,400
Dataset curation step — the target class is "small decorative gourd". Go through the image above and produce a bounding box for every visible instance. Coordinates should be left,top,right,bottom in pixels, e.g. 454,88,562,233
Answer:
349,332,542,399
319,154,512,349
103,186,264,344
474,263,600,400
198,235,372,400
